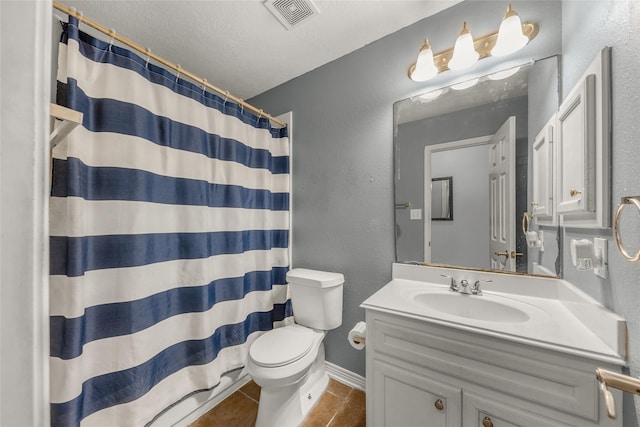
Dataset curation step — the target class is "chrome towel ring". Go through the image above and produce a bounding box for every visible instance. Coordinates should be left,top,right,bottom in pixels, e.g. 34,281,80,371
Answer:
613,196,640,262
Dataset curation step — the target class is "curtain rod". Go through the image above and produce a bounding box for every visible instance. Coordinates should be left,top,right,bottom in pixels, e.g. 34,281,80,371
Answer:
53,1,286,128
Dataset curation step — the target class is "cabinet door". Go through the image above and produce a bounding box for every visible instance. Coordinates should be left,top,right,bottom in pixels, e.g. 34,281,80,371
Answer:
531,114,556,224
556,74,596,215
371,360,461,427
462,391,570,427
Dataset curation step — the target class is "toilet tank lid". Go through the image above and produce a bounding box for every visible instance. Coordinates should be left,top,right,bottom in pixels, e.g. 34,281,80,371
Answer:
286,268,344,288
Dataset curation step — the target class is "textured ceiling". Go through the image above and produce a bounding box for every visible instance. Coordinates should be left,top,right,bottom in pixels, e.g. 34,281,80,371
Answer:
57,1,461,99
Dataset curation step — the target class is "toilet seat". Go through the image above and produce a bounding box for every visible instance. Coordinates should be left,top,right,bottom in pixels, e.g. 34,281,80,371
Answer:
249,325,315,368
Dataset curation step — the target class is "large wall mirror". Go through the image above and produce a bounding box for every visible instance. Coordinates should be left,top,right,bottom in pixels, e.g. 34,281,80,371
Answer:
394,56,561,277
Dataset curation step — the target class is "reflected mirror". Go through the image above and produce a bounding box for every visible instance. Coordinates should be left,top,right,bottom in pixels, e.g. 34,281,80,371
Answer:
394,57,560,276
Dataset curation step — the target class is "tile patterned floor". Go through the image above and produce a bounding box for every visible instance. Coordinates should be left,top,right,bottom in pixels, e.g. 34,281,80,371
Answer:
189,378,366,427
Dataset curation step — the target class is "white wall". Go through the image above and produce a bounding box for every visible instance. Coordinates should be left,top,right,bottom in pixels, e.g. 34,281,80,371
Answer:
0,1,51,426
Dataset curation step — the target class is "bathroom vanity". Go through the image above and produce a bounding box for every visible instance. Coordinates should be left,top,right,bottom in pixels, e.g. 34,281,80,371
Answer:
362,263,627,427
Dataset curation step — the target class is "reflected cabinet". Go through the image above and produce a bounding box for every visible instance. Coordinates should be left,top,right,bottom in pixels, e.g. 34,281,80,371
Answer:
530,47,611,229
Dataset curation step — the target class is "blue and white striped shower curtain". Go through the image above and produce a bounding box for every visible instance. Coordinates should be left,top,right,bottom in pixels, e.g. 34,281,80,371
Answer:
50,16,291,426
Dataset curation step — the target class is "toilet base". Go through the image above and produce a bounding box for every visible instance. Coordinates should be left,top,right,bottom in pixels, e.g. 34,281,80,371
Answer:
254,344,329,427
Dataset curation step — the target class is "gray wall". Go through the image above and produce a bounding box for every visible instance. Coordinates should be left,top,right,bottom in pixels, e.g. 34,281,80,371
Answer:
559,1,640,423
250,0,561,378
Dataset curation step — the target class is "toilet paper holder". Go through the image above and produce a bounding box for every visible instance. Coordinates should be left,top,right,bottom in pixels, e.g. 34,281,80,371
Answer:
352,336,365,345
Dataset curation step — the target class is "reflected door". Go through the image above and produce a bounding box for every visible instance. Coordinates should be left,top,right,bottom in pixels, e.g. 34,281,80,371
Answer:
489,117,516,271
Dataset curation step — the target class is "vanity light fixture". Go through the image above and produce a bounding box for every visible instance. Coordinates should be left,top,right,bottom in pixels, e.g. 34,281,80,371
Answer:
409,39,439,82
448,22,479,71
491,4,530,57
407,4,538,82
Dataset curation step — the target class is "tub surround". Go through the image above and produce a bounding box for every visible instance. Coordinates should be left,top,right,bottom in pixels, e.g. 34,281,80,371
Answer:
362,263,627,426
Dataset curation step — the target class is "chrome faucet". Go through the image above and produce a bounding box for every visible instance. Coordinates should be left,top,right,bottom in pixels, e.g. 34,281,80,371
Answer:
459,279,472,294
470,279,492,296
442,274,492,295
441,274,458,292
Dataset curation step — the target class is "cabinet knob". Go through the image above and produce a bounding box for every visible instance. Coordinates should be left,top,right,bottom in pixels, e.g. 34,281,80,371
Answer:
434,399,444,411
482,416,494,427
570,188,582,197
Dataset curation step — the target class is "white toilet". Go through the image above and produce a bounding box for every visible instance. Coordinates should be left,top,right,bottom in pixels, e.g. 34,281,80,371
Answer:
247,268,344,427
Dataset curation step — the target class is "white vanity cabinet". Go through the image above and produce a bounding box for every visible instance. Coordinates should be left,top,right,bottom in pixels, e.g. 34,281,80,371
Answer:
556,74,597,216
556,47,611,228
365,310,624,427
531,113,557,225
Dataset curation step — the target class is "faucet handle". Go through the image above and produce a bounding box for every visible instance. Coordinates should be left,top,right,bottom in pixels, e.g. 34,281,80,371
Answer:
441,274,458,292
471,279,492,295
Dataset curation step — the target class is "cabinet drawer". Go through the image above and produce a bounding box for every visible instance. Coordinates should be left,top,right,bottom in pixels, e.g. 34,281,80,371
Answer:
369,314,600,421
463,391,571,427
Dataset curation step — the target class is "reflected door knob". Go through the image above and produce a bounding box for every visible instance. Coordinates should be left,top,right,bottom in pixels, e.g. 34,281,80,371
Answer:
570,188,582,197
510,251,524,258
494,251,509,257
482,416,494,427
434,399,444,411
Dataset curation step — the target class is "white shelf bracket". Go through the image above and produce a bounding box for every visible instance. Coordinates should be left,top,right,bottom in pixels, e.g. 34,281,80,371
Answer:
49,103,83,149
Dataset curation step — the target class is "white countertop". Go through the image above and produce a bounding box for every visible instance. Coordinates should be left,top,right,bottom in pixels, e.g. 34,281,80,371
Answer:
361,263,627,366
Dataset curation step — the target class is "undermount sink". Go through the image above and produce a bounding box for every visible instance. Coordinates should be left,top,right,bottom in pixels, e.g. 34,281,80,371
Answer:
413,292,531,323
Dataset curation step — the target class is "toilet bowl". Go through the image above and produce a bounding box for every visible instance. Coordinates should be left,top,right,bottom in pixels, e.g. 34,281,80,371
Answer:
247,268,344,427
248,325,328,427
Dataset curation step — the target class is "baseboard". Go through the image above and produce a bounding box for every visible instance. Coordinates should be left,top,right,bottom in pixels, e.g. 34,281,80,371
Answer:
325,361,366,391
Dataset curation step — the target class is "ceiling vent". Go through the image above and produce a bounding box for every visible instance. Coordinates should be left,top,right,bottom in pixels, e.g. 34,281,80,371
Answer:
264,0,320,30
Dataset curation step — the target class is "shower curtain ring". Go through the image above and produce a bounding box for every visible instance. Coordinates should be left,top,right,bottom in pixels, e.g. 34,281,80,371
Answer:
258,109,264,120
108,28,116,51
201,78,207,95
175,65,181,83
240,100,244,114
144,48,151,68
223,91,229,106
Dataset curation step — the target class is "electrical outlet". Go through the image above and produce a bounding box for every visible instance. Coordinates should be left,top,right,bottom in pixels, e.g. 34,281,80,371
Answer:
594,238,608,279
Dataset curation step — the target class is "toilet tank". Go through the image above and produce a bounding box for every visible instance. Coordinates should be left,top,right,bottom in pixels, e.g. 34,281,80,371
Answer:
287,268,344,330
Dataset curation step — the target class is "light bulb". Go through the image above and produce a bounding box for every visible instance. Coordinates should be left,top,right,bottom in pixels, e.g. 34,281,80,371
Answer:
491,4,529,57
409,40,439,82
448,22,479,71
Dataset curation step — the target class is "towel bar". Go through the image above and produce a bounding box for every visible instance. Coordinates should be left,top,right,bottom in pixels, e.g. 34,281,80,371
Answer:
613,196,640,262
596,368,640,419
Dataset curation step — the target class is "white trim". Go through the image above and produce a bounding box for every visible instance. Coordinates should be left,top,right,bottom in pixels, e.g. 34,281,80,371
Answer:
325,361,366,391
0,1,51,425
275,112,293,267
